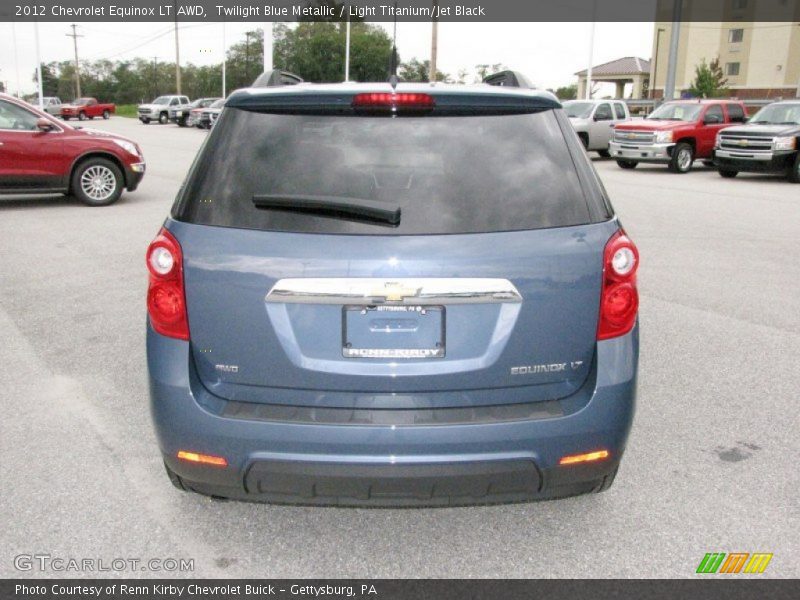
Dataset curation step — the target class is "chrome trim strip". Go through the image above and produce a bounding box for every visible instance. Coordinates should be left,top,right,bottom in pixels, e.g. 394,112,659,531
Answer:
265,278,523,305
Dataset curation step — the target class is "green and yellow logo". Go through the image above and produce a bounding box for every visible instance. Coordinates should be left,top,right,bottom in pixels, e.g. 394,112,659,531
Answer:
696,552,773,574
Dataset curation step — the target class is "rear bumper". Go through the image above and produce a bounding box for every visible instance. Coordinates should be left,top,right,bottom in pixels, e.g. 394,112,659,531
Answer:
148,324,638,506
713,149,796,173
609,140,673,163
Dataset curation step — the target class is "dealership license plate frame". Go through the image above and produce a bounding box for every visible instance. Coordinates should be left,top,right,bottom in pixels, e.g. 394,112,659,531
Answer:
342,305,446,359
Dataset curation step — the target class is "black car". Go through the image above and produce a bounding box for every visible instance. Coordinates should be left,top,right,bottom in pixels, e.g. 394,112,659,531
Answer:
713,101,800,183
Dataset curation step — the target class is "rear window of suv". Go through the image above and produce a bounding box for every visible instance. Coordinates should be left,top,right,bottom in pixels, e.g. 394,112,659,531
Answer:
175,107,598,235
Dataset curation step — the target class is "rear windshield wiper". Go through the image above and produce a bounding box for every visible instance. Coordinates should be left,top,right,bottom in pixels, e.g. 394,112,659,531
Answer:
252,194,401,226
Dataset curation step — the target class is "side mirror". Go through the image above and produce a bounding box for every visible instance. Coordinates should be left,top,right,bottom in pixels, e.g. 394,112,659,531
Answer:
36,118,54,132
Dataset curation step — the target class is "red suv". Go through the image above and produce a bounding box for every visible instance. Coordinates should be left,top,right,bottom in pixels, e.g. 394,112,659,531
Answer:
609,99,748,173
0,93,145,206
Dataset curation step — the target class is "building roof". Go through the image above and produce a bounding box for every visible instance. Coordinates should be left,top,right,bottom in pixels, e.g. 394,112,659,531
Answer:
575,57,651,77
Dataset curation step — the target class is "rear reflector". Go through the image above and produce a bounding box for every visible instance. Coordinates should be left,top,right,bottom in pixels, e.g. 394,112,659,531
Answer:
352,92,435,110
177,450,228,467
558,450,610,466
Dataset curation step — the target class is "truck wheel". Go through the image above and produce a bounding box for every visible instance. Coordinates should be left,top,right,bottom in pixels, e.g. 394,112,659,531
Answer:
102,110,110,120
789,154,800,184
719,169,738,178
61,116,69,121
616,160,638,169
78,111,87,121
669,142,694,173
71,158,124,207
177,117,188,127
597,150,611,158
159,112,169,124
141,118,150,124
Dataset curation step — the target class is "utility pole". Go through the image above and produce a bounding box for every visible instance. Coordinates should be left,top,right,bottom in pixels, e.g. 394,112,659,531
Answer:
173,2,182,94
585,1,597,100
264,23,273,72
221,23,227,97
34,23,43,108
345,13,351,81
429,1,439,82
651,27,665,100
11,21,21,97
664,0,683,101
152,56,159,98
66,24,83,98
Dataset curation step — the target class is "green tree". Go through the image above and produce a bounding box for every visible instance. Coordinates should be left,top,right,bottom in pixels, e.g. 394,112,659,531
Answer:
274,21,394,83
687,57,728,98
399,58,449,83
553,84,578,100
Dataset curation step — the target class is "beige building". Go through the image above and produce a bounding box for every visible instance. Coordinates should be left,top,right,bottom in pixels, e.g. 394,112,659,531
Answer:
650,12,800,99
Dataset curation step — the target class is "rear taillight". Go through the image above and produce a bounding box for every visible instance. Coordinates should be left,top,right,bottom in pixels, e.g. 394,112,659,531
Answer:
598,230,639,340
146,228,189,340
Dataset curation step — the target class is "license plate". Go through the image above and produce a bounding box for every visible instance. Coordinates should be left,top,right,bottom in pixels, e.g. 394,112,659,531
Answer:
343,305,445,358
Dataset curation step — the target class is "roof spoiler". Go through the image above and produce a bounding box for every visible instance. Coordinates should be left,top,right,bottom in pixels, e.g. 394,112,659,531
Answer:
482,70,535,89
252,69,304,88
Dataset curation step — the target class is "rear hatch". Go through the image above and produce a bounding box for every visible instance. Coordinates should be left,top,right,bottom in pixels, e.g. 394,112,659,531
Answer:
169,87,615,408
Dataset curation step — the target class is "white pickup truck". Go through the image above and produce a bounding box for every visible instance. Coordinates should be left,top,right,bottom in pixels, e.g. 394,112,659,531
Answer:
563,99,631,156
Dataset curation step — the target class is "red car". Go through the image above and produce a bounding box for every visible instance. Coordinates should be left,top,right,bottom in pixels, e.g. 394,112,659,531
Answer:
609,99,748,173
0,93,145,206
60,97,116,121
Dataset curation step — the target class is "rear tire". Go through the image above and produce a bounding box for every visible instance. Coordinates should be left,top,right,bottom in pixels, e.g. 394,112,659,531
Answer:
177,117,187,127
78,111,87,121
789,154,800,183
158,112,169,124
669,142,694,173
719,169,738,178
597,149,611,158
164,462,187,491
70,157,124,207
102,110,110,120
616,159,638,169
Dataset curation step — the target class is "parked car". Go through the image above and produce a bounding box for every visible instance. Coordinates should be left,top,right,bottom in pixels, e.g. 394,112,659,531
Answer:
0,93,145,206
563,99,631,156
147,82,640,506
609,99,747,172
60,97,115,121
713,100,800,183
170,97,220,127
42,96,62,116
138,95,189,125
198,98,225,129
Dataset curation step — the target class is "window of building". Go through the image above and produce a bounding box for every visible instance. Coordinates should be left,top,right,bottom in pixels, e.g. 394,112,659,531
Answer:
726,62,741,76
728,29,744,43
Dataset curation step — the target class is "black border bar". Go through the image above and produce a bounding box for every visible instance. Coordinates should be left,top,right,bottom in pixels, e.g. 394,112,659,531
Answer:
3,579,800,599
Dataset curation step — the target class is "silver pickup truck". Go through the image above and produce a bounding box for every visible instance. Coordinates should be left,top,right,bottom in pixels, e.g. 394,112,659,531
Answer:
563,99,631,156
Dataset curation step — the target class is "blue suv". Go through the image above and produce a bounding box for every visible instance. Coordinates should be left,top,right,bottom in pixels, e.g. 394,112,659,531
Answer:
146,80,640,506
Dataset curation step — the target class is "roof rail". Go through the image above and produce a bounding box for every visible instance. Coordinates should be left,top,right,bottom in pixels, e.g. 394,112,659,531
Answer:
482,70,535,89
252,69,304,88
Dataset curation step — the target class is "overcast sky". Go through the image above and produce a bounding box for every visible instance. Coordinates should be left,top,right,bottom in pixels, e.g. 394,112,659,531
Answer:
0,21,653,96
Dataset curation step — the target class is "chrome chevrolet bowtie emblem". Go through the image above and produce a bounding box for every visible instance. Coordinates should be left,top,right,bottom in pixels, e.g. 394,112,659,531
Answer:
371,282,422,302
738,139,749,146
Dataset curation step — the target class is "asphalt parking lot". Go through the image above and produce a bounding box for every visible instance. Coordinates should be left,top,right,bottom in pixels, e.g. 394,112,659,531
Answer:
1,115,798,579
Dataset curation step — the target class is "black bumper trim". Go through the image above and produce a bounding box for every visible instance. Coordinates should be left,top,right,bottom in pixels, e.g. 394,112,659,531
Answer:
221,398,563,426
